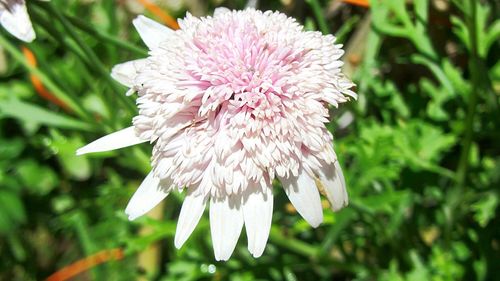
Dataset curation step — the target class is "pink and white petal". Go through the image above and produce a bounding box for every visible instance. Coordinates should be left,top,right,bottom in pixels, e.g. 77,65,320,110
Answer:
210,195,244,261
76,127,146,155
125,172,169,220
242,186,273,258
174,191,208,249
111,59,147,88
0,1,35,42
132,15,174,50
279,169,323,227
317,161,348,211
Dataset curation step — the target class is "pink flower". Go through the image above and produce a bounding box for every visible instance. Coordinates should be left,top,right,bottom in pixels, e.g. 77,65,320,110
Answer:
78,8,356,260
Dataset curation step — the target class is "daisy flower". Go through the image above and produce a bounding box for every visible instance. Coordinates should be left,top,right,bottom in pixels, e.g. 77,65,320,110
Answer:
0,0,47,42
78,8,356,260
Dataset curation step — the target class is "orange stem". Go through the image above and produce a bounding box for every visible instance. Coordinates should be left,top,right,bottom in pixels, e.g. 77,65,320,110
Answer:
45,248,124,281
21,47,71,111
136,0,180,30
342,0,370,8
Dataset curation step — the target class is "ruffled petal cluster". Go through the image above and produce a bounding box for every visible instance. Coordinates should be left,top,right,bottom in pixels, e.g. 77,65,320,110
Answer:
78,8,356,260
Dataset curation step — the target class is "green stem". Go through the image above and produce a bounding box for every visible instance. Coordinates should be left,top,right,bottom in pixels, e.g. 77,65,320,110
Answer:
269,226,318,258
29,6,91,66
305,0,330,34
445,0,482,247
41,2,137,113
0,34,91,121
318,208,354,257
30,7,117,130
65,15,148,57
456,0,480,189
71,211,100,280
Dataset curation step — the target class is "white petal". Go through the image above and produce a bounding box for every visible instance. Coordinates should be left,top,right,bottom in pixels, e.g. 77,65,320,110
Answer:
76,127,146,155
317,161,348,211
242,186,273,258
213,7,231,17
125,172,169,220
210,195,244,261
111,59,147,88
174,191,208,249
279,168,323,227
132,15,174,49
0,1,35,42
245,0,258,9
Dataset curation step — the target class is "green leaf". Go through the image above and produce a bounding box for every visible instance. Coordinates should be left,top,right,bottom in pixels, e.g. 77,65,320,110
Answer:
390,91,410,118
83,94,110,120
371,3,409,38
0,98,93,131
0,190,26,234
413,0,429,34
16,160,59,195
387,0,413,28
356,190,410,214
483,20,500,58
475,2,490,58
0,81,33,99
49,130,91,180
442,60,469,98
407,251,430,281
6,234,27,262
411,54,454,95
0,138,25,160
451,16,469,50
394,121,456,177
471,193,498,227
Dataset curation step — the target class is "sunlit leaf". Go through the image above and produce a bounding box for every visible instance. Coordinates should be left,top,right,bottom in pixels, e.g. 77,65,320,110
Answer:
0,98,92,131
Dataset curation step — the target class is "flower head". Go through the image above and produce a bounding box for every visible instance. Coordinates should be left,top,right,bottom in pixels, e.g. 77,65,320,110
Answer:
0,0,47,42
78,8,356,260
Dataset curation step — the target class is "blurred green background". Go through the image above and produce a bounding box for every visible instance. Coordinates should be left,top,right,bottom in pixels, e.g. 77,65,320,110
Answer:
0,0,499,280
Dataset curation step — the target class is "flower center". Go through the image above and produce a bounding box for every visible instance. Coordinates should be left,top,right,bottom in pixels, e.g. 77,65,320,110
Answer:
182,14,309,120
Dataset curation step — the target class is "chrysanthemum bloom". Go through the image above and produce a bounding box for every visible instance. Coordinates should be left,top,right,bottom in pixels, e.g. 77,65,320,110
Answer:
0,0,48,42
78,8,356,260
